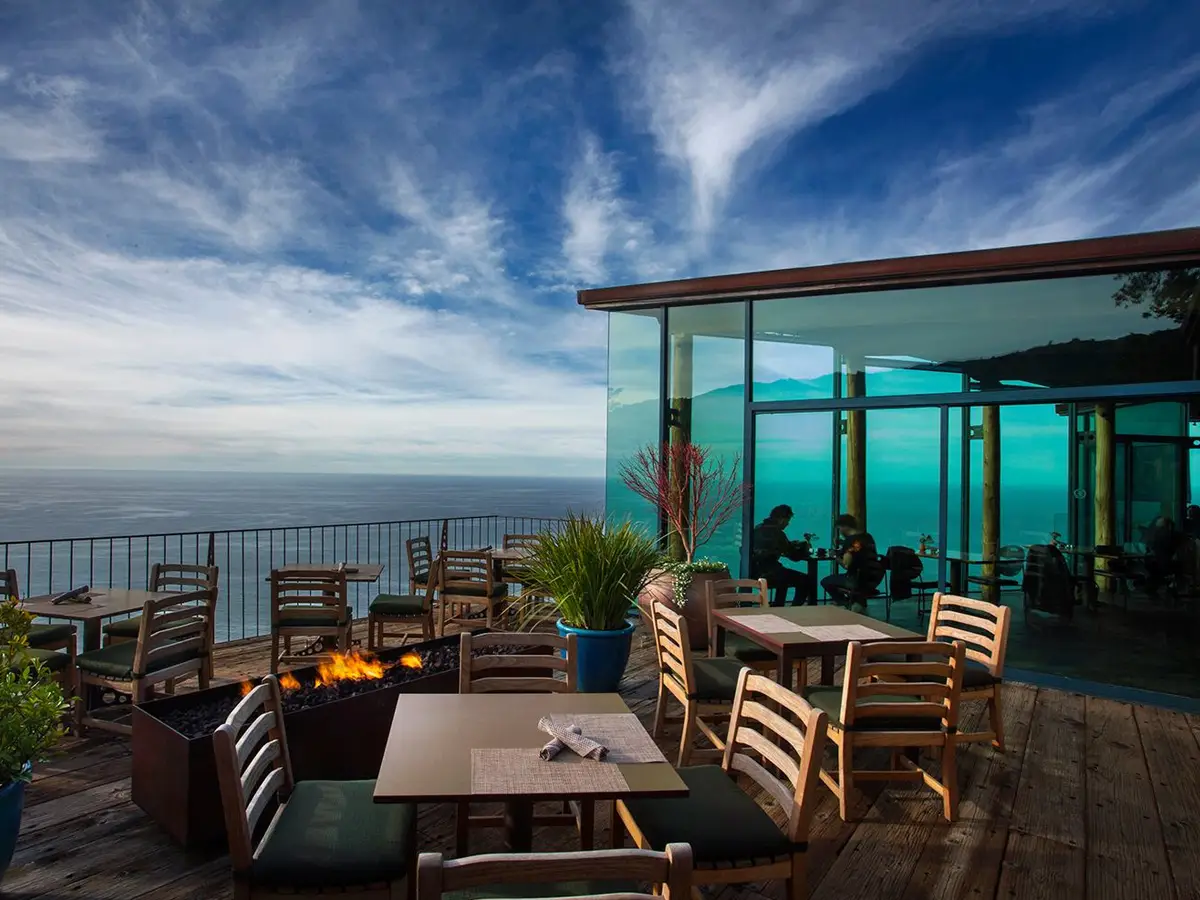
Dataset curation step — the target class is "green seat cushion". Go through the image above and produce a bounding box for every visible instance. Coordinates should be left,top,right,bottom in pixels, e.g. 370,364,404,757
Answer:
868,657,1000,689
103,615,143,638
249,780,415,889
803,685,943,731
443,581,509,599
689,657,745,701
9,647,70,674
447,880,641,899
619,765,797,862
369,594,427,616
76,639,200,680
277,610,349,629
723,633,777,664
28,622,76,647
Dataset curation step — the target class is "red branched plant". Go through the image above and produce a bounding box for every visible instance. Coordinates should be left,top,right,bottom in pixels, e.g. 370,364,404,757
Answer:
619,441,748,563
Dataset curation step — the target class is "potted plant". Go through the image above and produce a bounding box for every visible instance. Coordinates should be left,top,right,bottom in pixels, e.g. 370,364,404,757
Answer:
519,512,662,692
0,600,69,876
918,534,933,555
619,441,748,650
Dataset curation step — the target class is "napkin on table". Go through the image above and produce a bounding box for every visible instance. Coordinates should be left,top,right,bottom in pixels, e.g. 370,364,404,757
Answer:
537,717,608,761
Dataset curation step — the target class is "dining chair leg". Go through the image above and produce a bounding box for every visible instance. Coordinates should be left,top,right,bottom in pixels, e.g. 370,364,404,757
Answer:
677,701,697,768
651,678,668,738
788,851,806,900
989,688,1006,751
270,632,280,675
940,741,959,822
576,799,595,850
609,801,624,848
837,741,854,821
455,801,470,857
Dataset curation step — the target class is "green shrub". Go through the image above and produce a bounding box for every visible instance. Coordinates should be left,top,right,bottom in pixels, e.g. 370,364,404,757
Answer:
0,600,69,786
520,513,661,632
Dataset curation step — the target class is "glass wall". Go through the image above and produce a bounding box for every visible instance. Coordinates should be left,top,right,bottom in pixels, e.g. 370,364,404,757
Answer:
604,310,662,534
666,303,744,572
752,268,1200,401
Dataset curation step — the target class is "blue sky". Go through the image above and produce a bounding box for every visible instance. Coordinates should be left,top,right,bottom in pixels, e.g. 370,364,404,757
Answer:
0,0,1197,477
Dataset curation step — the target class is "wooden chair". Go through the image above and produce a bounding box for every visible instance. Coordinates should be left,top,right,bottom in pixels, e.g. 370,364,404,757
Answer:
966,545,1025,600
406,536,433,595
74,589,212,735
269,568,350,674
417,845,694,900
705,578,776,672
926,592,1011,750
615,669,827,900
214,675,417,899
803,639,966,822
649,601,746,767
436,550,511,636
4,568,78,658
105,563,219,678
367,565,437,651
456,631,591,855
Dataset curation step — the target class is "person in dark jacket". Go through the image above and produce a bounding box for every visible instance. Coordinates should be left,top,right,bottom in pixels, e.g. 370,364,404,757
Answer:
821,513,885,614
750,504,811,606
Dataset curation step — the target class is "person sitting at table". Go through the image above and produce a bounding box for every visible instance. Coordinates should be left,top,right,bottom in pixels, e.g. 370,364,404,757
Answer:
820,513,885,614
750,504,811,607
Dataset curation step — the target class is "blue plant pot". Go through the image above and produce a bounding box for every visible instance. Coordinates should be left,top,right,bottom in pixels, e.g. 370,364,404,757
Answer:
0,764,30,878
557,619,636,693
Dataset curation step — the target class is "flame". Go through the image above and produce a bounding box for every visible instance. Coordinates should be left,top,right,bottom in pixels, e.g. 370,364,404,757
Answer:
279,671,301,691
398,652,423,670
314,650,386,687
239,680,254,697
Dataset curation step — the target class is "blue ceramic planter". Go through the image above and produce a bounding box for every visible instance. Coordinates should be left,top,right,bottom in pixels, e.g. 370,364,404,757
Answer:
0,764,29,877
556,619,635,693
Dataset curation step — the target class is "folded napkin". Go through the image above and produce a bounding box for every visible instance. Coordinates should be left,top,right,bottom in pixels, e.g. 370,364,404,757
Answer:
51,585,91,604
537,717,608,761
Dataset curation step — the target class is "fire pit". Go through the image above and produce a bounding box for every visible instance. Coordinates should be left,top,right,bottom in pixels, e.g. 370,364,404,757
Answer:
132,631,508,847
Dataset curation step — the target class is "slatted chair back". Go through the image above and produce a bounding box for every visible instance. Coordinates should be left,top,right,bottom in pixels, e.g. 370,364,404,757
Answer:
213,675,296,872
2,568,19,600
407,536,433,593
459,631,577,694
704,578,768,653
501,533,541,551
131,589,213,678
417,844,694,900
841,640,965,731
651,601,697,695
270,568,348,630
927,592,1010,678
440,550,495,593
721,669,828,843
417,844,696,900
150,562,219,593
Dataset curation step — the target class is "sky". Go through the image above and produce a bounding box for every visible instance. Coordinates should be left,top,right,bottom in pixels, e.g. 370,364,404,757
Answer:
1,0,1198,477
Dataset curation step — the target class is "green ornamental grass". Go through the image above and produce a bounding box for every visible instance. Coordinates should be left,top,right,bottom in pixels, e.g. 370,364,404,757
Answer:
520,512,661,632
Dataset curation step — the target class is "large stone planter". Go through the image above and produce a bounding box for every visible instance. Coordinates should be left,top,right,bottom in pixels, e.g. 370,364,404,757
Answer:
638,567,730,652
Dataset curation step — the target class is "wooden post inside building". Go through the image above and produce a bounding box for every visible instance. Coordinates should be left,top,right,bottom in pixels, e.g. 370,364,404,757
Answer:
1094,401,1116,596
981,405,1001,595
845,367,867,530
668,332,694,561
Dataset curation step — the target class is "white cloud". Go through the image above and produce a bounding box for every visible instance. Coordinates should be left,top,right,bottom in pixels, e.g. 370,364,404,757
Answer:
562,134,650,284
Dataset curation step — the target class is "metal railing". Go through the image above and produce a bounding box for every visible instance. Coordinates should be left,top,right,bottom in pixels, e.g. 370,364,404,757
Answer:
2,514,566,644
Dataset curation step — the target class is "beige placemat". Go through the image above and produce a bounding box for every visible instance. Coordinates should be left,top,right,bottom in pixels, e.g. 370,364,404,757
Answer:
796,624,889,641
733,613,802,634
471,749,629,795
544,713,667,764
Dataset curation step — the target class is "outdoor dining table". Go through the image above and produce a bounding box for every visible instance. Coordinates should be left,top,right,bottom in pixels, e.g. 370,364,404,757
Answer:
937,550,995,595
20,588,182,651
713,605,923,689
487,547,531,563
374,692,687,852
266,562,384,583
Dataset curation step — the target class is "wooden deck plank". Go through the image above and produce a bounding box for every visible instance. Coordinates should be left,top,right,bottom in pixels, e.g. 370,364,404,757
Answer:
25,751,131,807
994,689,1086,900
1136,703,1200,900
901,683,1037,900
1084,696,1175,900
19,777,133,841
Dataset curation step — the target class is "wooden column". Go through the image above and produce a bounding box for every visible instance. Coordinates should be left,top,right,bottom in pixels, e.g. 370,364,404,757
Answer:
981,406,1001,587
668,333,694,561
1094,402,1116,595
845,368,867,529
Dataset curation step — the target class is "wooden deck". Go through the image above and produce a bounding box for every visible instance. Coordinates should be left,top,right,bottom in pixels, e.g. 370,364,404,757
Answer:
6,626,1200,900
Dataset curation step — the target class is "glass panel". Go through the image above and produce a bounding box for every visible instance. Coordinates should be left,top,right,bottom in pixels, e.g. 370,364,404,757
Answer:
1128,441,1183,536
752,411,835,602
605,310,662,534
667,303,744,572
751,268,1200,400
1117,401,1185,437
